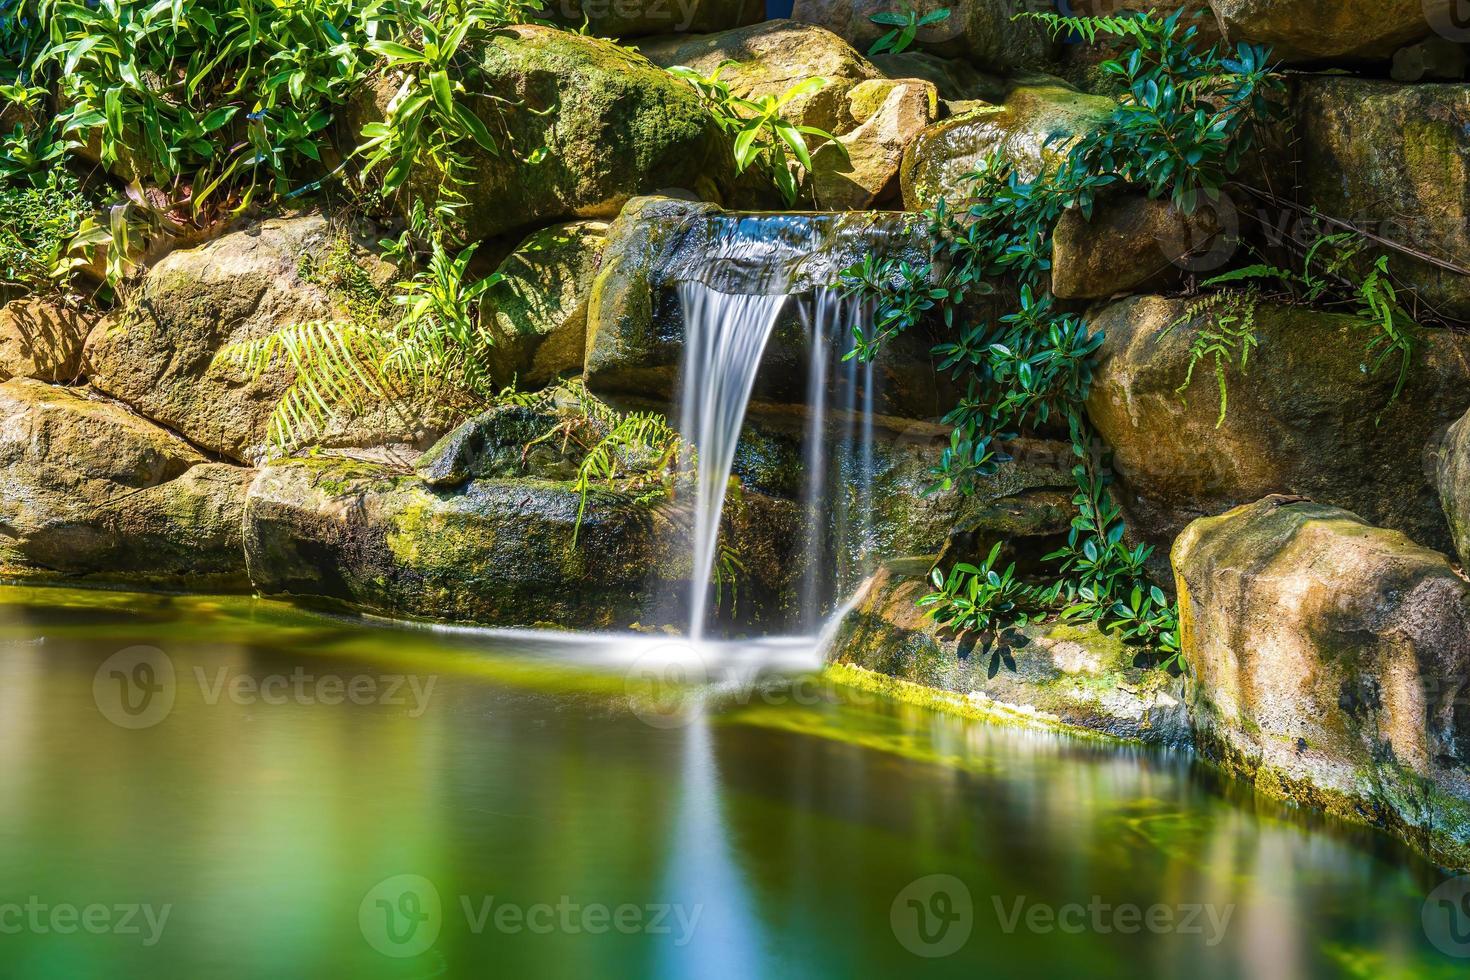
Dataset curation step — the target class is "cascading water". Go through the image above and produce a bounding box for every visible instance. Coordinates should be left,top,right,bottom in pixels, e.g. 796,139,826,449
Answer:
676,279,880,641
676,283,788,641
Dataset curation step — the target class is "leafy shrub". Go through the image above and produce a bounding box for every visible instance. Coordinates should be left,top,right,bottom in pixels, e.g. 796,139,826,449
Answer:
0,163,95,293
867,4,951,57
669,62,841,208
837,10,1283,659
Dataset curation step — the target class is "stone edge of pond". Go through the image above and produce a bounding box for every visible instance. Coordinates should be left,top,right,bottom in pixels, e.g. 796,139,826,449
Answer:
824,662,1131,745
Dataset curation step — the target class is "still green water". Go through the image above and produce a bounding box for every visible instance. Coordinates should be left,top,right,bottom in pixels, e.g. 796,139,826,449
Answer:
0,584,1463,979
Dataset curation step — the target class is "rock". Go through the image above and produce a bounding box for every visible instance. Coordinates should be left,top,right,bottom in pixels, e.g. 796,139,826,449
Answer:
790,0,1057,74
1391,36,1469,82
0,378,250,589
827,560,1190,745
869,51,1008,104
733,412,1076,574
901,80,1115,211
1274,77,1470,324
1087,295,1470,554
414,404,580,488
351,25,728,244
484,221,609,387
549,0,763,38
84,214,440,463
1174,496,1470,869
0,297,92,382
812,78,938,210
583,196,936,413
1440,409,1470,568
1050,195,1221,300
638,20,882,133
243,457,692,629
1210,0,1445,63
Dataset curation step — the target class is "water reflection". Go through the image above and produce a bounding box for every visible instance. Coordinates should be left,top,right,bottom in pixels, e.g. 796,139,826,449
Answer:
0,585,1460,979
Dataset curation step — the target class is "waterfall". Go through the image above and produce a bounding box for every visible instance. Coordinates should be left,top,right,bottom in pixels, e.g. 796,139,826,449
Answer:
676,283,788,640
676,282,881,641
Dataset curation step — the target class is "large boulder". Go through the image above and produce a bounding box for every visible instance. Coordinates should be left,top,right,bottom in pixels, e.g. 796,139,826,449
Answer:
1050,194,1219,300
84,214,441,464
1087,295,1470,554
0,379,251,589
638,20,882,134
352,25,728,243
869,51,1008,104
901,80,1115,210
1209,0,1447,63
1440,409,1470,568
790,0,1058,74
827,560,1190,745
484,221,609,388
549,0,763,38
811,77,938,209
1174,496,1470,869
1273,77,1470,324
584,196,935,413
0,297,92,383
243,457,689,630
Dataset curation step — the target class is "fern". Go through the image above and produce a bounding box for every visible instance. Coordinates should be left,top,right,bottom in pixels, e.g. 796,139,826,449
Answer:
214,236,498,454
1162,289,1260,427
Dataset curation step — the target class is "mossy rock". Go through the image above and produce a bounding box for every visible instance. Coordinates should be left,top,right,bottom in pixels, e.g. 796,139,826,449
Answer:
1272,77,1470,323
637,20,882,135
1440,408,1470,568
900,79,1115,211
826,561,1190,745
583,195,937,414
484,221,609,388
1086,294,1470,554
549,0,763,38
791,0,1057,74
1211,0,1442,62
243,457,692,629
0,378,251,590
1174,496,1470,869
350,25,730,244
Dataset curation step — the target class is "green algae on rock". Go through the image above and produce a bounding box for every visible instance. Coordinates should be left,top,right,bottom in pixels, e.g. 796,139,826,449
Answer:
1274,77,1470,324
1173,495,1470,870
826,560,1190,746
243,457,690,630
1211,0,1443,63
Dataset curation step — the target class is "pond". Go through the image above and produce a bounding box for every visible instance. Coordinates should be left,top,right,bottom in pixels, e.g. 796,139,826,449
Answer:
0,584,1460,979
